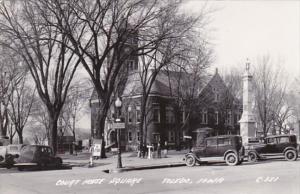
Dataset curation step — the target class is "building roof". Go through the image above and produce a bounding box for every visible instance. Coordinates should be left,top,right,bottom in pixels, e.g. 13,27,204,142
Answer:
90,68,239,104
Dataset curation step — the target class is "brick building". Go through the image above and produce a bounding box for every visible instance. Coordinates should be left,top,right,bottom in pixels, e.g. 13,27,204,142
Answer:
90,68,242,151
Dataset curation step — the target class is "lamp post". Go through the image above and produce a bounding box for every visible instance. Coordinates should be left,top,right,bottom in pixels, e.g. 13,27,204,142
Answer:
115,97,122,168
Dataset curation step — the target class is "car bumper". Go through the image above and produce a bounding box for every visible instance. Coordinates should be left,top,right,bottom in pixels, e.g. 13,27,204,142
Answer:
14,163,38,166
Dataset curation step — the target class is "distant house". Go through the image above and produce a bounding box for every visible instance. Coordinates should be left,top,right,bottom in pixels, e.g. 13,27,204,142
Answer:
90,68,242,151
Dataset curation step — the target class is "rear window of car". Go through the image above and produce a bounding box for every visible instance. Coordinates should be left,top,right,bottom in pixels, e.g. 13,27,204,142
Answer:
206,139,217,147
277,137,290,143
218,138,231,146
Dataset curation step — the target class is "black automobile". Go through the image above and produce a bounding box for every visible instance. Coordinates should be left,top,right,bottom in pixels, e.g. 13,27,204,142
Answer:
246,134,298,162
184,135,245,166
14,145,63,171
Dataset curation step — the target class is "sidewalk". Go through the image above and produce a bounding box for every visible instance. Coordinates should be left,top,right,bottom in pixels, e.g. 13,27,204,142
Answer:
58,150,187,172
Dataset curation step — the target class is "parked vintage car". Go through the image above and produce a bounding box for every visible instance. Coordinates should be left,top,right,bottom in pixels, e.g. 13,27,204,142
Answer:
0,144,26,169
14,145,63,171
246,134,298,162
184,135,245,166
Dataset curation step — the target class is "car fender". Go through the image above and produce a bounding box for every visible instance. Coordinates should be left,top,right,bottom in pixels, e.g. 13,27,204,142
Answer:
245,149,259,156
283,147,297,154
185,153,200,161
223,150,238,160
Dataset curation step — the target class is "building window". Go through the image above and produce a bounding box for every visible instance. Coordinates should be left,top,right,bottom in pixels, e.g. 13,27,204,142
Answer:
180,110,185,123
226,111,232,125
234,113,240,124
153,107,160,123
127,106,133,123
127,60,136,71
215,111,219,125
136,106,141,123
128,131,132,142
166,107,175,124
201,109,208,124
168,131,175,142
214,93,220,102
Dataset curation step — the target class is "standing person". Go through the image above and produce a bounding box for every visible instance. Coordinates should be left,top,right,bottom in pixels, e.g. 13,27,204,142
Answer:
137,143,141,158
163,141,168,158
157,142,161,158
142,144,147,158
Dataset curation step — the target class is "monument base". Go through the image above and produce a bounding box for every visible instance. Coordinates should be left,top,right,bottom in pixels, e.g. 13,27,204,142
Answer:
240,121,256,145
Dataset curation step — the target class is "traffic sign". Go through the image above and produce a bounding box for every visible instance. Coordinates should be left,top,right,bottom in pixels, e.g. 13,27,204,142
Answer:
112,122,125,129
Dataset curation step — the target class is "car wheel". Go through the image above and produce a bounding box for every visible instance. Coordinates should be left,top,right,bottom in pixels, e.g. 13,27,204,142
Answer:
284,150,297,161
248,152,257,162
185,155,196,167
225,153,238,166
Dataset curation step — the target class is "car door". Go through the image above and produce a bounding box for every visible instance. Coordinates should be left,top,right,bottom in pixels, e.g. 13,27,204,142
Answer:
205,138,218,157
217,138,231,156
263,137,277,154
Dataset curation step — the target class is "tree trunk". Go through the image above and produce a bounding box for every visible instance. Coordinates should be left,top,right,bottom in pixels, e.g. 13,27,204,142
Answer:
139,96,147,151
48,113,59,155
98,115,107,158
17,130,23,144
95,101,109,159
0,115,7,138
72,116,76,143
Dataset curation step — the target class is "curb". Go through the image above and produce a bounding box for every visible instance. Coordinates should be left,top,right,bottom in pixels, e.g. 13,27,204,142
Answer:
104,163,185,173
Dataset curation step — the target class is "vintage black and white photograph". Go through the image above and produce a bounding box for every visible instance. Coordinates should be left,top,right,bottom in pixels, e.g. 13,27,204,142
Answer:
0,0,299,193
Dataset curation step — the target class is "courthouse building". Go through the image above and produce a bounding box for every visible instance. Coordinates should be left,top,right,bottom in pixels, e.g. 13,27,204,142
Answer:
90,68,242,151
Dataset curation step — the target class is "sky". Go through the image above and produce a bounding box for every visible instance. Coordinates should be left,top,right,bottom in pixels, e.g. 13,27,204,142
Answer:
77,0,300,130
183,0,300,78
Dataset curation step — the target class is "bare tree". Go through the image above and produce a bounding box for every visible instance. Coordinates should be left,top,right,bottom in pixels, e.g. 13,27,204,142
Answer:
164,42,212,149
31,99,50,143
29,0,204,158
60,82,91,143
27,123,48,145
253,55,288,137
8,74,35,144
0,0,80,154
0,45,26,144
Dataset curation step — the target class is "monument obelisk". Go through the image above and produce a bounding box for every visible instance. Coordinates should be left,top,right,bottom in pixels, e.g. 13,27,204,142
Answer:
239,60,256,145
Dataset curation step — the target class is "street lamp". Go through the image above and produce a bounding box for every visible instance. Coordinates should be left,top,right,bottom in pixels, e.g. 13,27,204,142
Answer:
115,97,122,168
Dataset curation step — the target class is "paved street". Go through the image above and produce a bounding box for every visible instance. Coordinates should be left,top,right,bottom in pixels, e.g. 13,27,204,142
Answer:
1,157,299,194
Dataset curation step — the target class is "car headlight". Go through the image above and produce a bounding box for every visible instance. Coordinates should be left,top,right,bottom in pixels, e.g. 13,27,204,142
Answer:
190,148,194,152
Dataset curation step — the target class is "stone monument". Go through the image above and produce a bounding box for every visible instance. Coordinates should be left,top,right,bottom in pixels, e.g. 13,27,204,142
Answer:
239,60,256,145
